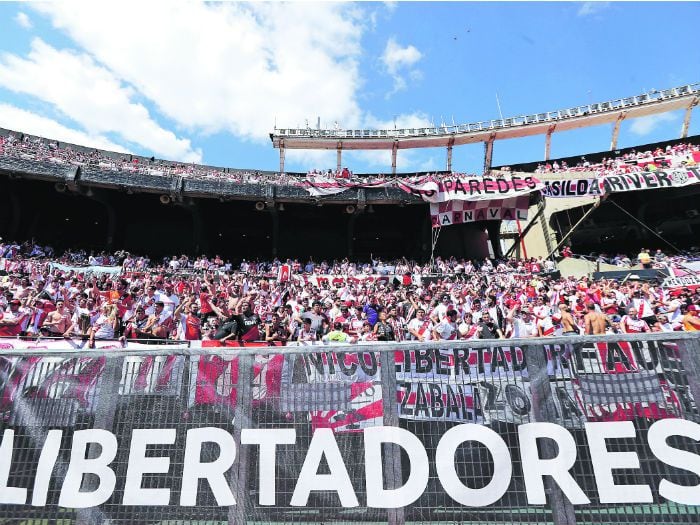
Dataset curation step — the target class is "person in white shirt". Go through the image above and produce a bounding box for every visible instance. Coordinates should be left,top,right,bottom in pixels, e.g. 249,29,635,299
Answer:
620,307,650,333
407,309,433,341
510,309,538,338
432,309,460,341
661,297,683,330
157,283,180,316
630,290,654,323
430,295,451,324
458,312,480,339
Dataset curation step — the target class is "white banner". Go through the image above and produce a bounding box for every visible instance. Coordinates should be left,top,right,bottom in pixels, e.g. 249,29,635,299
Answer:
400,174,543,203
48,262,122,277
430,196,530,227
541,178,603,198
600,167,700,194
292,274,394,287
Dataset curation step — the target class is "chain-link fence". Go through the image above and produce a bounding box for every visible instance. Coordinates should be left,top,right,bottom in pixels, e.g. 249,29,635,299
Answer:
1,332,699,525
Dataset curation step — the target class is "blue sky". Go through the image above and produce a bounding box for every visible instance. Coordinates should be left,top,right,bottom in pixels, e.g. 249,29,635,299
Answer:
0,1,698,174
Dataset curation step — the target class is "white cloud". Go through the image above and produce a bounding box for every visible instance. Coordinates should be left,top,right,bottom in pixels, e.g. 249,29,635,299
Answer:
0,104,127,152
629,113,677,136
363,111,432,131
381,38,422,75
381,38,423,96
32,2,367,142
0,39,201,162
14,12,32,29
577,2,610,17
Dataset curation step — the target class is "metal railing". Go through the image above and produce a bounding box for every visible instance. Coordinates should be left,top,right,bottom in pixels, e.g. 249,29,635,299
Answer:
273,83,700,141
1,332,699,524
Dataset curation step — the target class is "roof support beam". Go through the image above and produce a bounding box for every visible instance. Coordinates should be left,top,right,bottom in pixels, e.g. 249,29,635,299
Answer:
446,137,455,172
544,124,556,161
336,142,343,172
391,141,398,175
610,112,627,151
681,96,698,139
279,139,285,174
483,134,495,174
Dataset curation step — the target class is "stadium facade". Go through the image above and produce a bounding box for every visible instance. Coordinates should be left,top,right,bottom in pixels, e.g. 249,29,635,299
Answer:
1,83,699,261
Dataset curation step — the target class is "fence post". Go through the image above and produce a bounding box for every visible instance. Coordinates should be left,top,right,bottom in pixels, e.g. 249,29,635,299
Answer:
676,337,700,421
77,353,124,525
524,344,577,525
380,349,405,525
229,354,254,525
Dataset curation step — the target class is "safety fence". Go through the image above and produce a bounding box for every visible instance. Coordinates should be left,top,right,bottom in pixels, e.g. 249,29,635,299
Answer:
1,332,700,524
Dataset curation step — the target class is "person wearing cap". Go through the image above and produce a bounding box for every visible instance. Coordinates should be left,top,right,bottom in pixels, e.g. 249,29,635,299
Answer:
681,305,700,332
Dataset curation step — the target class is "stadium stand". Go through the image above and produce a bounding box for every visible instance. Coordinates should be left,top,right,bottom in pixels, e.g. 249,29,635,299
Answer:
1,241,698,345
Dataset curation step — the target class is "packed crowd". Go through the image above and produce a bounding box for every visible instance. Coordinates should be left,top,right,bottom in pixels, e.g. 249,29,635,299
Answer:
1,240,698,346
5,129,698,191
564,246,700,269
533,142,700,176
0,130,452,186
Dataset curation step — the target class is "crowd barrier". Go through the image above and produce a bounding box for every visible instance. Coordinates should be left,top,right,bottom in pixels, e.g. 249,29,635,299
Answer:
1,333,700,524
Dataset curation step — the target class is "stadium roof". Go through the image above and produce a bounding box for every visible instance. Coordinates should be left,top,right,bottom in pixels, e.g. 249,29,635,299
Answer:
270,84,699,152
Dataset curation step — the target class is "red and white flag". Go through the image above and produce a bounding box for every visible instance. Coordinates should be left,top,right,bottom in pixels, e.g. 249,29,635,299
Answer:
277,264,291,282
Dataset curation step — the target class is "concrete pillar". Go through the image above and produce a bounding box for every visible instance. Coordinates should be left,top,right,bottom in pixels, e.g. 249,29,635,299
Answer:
279,141,285,173
544,125,556,161
446,137,455,172
485,221,503,258
483,134,495,174
391,141,398,175
681,97,698,138
610,112,626,150
337,142,342,172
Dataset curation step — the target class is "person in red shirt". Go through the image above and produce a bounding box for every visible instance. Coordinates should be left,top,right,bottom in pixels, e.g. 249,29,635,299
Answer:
198,285,214,319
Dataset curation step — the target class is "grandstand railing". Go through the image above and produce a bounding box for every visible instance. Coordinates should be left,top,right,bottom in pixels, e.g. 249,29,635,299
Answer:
1,331,699,524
